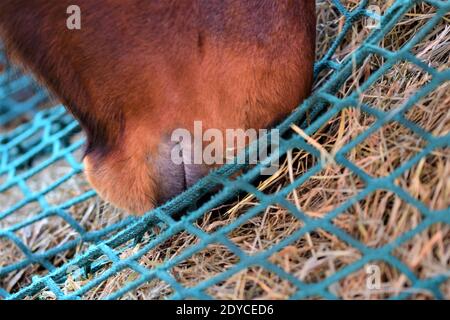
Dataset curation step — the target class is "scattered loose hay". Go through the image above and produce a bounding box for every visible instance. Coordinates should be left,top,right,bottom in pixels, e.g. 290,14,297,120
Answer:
1,0,449,299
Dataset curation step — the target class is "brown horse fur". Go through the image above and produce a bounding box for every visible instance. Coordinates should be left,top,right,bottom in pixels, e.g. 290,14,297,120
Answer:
0,0,316,214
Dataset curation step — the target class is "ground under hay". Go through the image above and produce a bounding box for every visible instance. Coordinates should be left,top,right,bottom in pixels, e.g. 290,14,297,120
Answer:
1,0,449,299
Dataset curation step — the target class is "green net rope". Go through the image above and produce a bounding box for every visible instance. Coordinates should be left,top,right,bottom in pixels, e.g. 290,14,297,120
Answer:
0,0,449,300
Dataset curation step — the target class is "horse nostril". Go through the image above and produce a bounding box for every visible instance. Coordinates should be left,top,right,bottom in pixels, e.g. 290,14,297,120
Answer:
183,163,210,189
154,140,210,205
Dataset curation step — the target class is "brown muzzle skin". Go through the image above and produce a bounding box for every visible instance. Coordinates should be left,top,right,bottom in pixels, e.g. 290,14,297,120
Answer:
0,0,316,214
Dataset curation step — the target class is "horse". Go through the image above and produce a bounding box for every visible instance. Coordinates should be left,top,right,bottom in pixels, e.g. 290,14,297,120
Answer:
0,0,316,214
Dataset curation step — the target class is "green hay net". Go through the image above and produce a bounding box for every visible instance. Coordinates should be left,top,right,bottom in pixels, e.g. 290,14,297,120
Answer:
0,0,449,300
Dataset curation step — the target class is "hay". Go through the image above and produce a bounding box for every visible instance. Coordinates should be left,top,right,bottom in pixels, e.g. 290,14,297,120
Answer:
1,0,449,299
